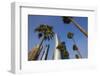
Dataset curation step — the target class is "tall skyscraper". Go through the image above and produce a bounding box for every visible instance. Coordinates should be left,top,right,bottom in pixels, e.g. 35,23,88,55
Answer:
53,34,61,60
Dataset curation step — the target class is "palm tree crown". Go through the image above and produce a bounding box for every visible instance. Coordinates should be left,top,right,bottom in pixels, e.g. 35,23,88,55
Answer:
62,16,73,24
35,24,54,40
33,24,54,60
75,54,80,59
67,32,74,39
73,44,78,51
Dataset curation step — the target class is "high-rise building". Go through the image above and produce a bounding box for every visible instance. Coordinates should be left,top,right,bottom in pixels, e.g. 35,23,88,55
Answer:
53,34,61,60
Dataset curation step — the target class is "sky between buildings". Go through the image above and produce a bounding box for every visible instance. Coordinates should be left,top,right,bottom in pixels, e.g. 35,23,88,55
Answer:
28,15,88,59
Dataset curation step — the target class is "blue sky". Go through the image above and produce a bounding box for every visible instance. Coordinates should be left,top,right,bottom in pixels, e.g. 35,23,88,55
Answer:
28,15,88,59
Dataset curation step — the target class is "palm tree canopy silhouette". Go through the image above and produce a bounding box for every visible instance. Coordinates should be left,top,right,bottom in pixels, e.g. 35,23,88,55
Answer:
62,16,73,24
73,44,78,51
35,24,55,40
67,32,74,39
75,54,80,59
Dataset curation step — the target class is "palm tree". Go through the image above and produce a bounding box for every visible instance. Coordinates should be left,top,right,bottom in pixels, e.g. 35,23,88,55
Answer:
57,42,69,59
73,44,82,58
75,54,80,59
34,24,55,60
67,32,82,58
62,16,88,37
67,32,76,44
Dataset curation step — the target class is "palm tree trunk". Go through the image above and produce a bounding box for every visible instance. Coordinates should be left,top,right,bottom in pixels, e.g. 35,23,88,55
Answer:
40,45,47,60
45,45,50,60
77,50,82,58
72,38,76,45
34,36,44,60
36,45,43,60
40,50,45,60
38,37,45,51
70,18,88,37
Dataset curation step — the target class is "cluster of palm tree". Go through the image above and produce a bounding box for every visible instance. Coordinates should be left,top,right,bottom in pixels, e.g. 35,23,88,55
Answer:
62,16,88,37
28,16,87,60
62,16,88,59
28,24,54,60
67,32,82,58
